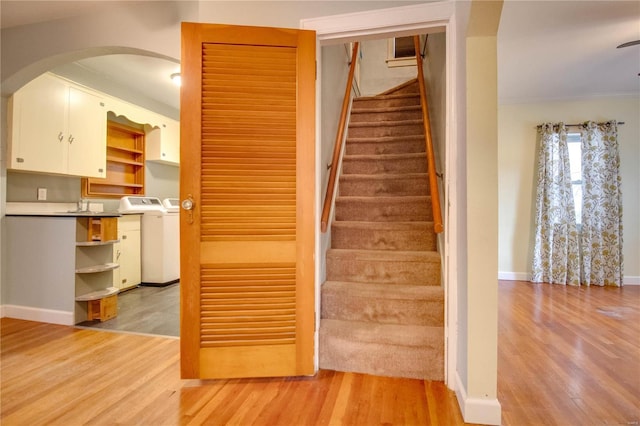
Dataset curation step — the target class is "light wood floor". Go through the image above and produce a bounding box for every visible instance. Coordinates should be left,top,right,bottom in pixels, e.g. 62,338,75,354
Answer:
1,281,638,425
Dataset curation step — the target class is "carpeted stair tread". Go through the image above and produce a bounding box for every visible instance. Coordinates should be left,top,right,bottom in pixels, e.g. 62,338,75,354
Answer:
321,319,441,347
319,319,444,380
339,173,429,197
345,135,426,155
342,152,427,175
326,248,441,286
350,105,422,123
321,281,444,326
352,93,421,110
347,121,424,139
331,220,436,251
351,105,421,114
328,248,440,262
349,118,423,128
335,195,433,222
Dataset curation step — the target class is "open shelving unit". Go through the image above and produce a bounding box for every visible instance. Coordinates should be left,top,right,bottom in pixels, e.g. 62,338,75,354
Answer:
83,120,145,198
74,217,120,323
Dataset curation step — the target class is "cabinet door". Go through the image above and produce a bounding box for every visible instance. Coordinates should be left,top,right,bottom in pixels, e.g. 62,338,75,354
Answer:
119,229,141,289
112,239,122,289
9,74,67,174
146,118,180,165
164,120,180,164
67,86,107,178
115,216,141,290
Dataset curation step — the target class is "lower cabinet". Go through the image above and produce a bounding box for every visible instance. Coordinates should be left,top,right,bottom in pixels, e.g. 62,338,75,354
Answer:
113,215,141,291
4,215,120,325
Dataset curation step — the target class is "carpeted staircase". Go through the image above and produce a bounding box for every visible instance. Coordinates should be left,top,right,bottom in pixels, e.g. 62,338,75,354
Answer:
319,79,444,381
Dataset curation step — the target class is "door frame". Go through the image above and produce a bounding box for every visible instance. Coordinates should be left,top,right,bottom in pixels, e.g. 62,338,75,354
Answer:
300,1,459,387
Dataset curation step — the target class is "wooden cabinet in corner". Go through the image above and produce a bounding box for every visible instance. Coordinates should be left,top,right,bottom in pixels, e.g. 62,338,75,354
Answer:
7,73,107,178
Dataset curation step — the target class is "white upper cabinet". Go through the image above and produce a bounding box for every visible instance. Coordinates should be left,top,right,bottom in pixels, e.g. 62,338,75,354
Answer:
146,118,180,165
8,73,107,178
105,97,180,166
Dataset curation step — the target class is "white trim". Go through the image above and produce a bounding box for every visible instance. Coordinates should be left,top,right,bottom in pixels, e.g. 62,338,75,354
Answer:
2,305,74,325
302,0,458,389
455,371,502,425
498,271,529,281
496,272,639,285
301,2,453,43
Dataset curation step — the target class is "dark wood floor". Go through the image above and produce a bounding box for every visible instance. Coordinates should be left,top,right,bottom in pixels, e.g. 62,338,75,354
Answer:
78,283,179,336
2,281,639,425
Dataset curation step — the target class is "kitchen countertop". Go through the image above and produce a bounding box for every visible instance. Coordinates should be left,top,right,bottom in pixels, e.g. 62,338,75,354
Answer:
6,211,121,217
5,202,120,217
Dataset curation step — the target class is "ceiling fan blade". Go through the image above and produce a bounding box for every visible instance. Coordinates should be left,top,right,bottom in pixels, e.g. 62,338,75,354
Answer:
617,40,640,48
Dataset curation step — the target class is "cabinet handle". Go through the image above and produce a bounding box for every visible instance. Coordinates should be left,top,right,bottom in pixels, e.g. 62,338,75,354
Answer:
58,132,64,142
68,134,75,144
122,234,127,240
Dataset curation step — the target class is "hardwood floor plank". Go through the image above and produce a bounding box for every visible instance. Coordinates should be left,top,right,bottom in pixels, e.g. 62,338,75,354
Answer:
2,281,638,425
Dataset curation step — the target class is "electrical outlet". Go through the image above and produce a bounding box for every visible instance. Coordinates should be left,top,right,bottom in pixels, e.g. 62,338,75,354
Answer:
37,187,47,201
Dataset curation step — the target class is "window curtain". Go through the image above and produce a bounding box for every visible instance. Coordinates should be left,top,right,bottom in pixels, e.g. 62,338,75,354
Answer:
531,123,581,285
580,121,623,286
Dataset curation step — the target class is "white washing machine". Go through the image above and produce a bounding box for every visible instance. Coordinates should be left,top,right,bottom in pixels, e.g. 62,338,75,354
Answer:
119,196,180,286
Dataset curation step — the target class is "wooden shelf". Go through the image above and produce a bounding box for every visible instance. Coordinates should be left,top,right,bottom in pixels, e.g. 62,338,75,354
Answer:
75,262,120,274
77,239,119,247
83,120,145,198
106,156,144,166
108,145,144,155
75,286,119,301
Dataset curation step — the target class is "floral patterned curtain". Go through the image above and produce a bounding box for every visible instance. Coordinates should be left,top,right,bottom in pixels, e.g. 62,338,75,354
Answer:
531,123,580,285
580,121,624,286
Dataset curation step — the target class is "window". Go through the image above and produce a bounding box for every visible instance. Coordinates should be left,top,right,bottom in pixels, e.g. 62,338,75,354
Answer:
567,132,582,225
386,36,418,68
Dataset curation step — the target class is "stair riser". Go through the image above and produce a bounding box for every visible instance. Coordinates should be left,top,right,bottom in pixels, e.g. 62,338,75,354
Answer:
332,225,436,251
322,292,444,326
348,123,424,139
339,176,428,197
345,139,425,155
319,330,444,380
326,255,441,286
350,110,422,123
353,96,420,109
342,156,427,175
335,198,433,222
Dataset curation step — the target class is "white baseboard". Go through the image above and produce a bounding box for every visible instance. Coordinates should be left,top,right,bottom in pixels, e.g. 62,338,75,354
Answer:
498,271,529,281
455,371,501,425
1,305,74,326
624,276,640,285
498,272,639,285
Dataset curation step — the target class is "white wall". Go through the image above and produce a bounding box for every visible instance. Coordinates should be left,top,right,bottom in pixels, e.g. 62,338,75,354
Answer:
358,38,417,96
319,43,353,271
498,96,640,283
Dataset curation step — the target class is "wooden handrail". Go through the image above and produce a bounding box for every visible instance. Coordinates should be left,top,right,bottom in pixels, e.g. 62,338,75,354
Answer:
321,42,359,233
414,35,443,234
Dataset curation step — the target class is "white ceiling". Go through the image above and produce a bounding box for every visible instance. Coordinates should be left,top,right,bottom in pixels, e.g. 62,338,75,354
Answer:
1,0,639,108
498,0,640,104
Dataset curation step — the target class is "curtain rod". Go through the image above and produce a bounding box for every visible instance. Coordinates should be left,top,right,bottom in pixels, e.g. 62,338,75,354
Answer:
537,121,625,128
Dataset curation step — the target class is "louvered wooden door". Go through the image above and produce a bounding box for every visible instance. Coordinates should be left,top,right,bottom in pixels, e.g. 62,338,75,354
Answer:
180,23,316,379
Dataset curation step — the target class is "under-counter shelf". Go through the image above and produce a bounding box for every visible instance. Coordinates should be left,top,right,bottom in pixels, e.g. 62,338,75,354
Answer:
75,262,120,274
75,286,119,302
76,239,119,247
